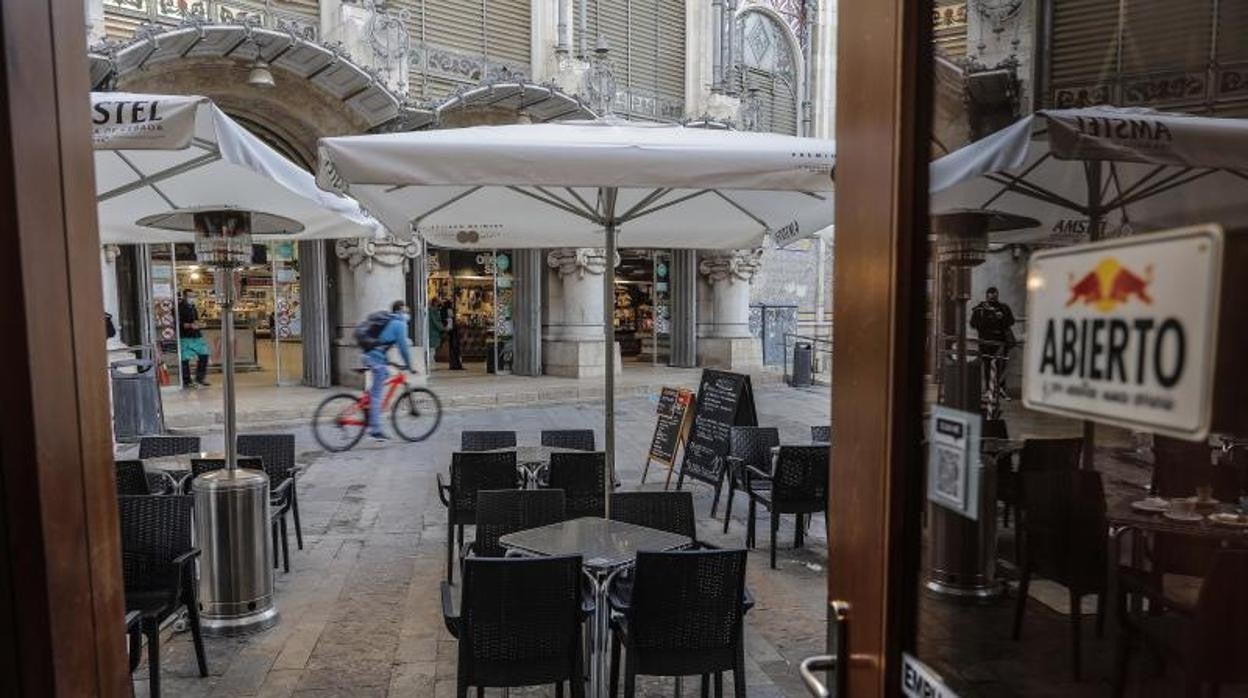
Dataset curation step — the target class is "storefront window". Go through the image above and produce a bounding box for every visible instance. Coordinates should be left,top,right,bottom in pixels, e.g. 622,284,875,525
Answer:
425,248,511,373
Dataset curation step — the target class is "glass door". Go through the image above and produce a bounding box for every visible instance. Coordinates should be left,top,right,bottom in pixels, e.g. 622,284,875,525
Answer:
271,242,303,386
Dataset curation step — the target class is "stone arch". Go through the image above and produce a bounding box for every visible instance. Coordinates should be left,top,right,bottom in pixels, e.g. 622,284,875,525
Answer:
88,22,425,167
733,5,804,135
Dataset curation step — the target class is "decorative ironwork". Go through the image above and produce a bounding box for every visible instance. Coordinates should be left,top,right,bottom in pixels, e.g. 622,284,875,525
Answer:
582,37,618,117
102,0,319,40
741,0,807,49
933,3,968,30
360,0,410,88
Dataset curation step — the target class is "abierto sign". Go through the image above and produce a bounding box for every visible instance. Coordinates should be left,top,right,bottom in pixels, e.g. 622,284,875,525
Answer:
1023,225,1224,440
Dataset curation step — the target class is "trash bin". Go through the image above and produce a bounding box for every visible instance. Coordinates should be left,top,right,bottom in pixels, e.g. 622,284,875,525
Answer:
111,358,163,442
790,342,814,387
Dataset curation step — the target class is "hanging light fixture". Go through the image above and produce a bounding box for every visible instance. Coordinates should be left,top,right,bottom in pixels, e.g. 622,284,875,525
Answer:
582,36,617,117
247,57,275,89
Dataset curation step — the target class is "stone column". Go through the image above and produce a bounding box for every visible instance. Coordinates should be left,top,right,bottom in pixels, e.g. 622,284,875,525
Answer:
511,249,543,376
333,235,421,387
697,249,763,370
299,241,332,388
543,247,621,378
669,249,699,368
101,245,125,350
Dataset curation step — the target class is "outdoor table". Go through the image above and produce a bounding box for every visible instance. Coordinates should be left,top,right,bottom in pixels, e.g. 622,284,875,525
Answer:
499,516,692,698
143,450,228,490
1105,495,1248,669
485,445,583,486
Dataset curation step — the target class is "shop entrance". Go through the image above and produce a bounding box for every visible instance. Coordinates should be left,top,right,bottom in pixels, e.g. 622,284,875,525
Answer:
148,242,305,389
614,249,672,367
425,248,514,374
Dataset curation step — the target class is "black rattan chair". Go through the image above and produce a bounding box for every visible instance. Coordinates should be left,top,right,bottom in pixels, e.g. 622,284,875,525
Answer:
238,433,304,549
541,429,596,451
744,444,829,569
1013,469,1107,680
116,459,153,495
138,435,201,460
468,489,567,558
999,437,1083,529
722,427,780,534
610,491,697,542
442,555,587,696
810,425,830,443
118,495,206,698
461,430,517,452
608,549,749,697
544,452,607,518
438,451,521,584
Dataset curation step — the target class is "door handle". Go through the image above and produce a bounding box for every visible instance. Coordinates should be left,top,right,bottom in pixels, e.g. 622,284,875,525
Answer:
799,600,850,697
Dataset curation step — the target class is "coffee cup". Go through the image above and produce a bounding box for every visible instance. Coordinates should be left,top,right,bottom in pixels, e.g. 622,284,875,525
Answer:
1171,498,1196,515
1196,484,1215,503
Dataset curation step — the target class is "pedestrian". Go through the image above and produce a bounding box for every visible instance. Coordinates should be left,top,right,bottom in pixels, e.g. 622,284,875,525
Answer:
969,286,1016,412
356,300,416,441
427,295,447,368
177,289,211,389
444,298,465,370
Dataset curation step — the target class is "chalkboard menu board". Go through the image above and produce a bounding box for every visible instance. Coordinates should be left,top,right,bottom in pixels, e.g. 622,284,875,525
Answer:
643,387,695,487
678,370,758,488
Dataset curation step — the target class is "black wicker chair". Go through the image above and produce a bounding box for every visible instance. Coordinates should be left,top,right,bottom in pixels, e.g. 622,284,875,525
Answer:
461,430,517,452
118,495,206,698
238,433,304,550
437,451,521,584
1013,469,1107,680
744,444,829,569
541,429,596,451
610,491,698,542
608,549,749,697
138,435,201,460
116,460,153,495
441,555,587,697
544,452,607,519
722,427,780,534
810,425,831,443
468,489,567,558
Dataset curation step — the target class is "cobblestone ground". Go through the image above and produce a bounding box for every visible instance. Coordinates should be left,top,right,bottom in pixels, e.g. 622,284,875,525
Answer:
134,384,832,697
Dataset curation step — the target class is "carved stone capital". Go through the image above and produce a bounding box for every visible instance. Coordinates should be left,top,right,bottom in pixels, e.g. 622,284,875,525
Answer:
699,248,763,284
102,243,122,264
546,247,619,279
336,235,420,273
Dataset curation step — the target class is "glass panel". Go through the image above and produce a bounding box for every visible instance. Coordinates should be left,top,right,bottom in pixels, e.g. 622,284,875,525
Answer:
273,241,303,387
149,244,180,387
495,249,513,375
910,2,1248,695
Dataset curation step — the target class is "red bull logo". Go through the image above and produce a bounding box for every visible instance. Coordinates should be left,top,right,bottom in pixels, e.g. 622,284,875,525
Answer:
1066,257,1153,312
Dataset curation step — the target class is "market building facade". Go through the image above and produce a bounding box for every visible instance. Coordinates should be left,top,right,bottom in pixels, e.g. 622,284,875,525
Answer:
88,0,837,389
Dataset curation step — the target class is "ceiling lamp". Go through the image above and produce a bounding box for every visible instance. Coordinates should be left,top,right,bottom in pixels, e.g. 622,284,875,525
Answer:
247,58,275,89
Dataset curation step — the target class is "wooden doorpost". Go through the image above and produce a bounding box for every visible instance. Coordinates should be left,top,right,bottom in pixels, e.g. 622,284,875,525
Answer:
0,0,131,694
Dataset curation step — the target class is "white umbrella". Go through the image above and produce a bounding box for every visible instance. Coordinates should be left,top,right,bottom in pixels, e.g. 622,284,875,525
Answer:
931,106,1248,244
317,119,836,502
93,92,382,243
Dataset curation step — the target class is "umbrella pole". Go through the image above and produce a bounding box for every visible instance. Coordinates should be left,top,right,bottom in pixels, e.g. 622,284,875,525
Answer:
604,218,617,517
222,269,239,469
1081,160,1105,470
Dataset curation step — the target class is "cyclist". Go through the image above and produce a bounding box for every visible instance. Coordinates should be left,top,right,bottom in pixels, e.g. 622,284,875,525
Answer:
358,300,415,442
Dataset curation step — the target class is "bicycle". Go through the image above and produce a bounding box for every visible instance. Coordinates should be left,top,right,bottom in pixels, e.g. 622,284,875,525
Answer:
312,362,442,452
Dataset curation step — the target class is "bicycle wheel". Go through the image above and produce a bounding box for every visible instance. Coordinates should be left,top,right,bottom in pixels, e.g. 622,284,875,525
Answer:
312,393,367,452
391,387,442,442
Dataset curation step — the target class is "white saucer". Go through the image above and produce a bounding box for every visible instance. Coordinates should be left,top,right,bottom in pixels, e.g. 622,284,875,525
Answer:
1131,498,1169,513
1163,510,1204,523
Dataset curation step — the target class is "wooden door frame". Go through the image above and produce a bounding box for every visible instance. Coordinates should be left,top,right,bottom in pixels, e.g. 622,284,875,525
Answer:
0,0,131,694
829,0,932,695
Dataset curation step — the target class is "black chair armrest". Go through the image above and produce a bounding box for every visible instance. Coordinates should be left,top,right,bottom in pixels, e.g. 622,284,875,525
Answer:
440,581,460,638
269,477,294,503
606,575,632,614
171,549,202,568
743,584,756,614
744,464,773,493
436,474,451,508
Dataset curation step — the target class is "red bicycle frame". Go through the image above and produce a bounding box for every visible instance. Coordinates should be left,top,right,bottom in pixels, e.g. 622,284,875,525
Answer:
336,372,408,427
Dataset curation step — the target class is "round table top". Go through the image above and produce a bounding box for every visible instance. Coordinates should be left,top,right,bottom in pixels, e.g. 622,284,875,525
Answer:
143,451,227,471
484,445,587,466
1108,496,1248,542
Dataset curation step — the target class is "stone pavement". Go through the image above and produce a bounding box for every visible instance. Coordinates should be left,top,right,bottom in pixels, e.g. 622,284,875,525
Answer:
158,364,789,432
133,383,833,697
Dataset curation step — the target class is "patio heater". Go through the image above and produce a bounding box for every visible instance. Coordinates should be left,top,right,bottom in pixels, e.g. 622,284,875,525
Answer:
926,209,1035,601
138,207,302,634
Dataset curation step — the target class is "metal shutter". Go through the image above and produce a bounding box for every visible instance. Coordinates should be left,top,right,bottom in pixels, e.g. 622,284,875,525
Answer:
1120,0,1212,76
486,0,532,68
1217,0,1248,64
744,67,798,136
104,10,146,41
426,0,484,55
589,0,685,120
402,0,532,102
1049,0,1121,93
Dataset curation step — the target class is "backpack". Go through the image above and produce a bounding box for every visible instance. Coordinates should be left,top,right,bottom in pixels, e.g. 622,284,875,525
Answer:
353,311,392,351
105,312,117,339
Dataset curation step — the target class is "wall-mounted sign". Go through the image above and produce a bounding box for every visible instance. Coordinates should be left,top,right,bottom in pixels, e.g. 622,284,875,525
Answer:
902,653,958,698
1023,225,1223,439
927,406,981,520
